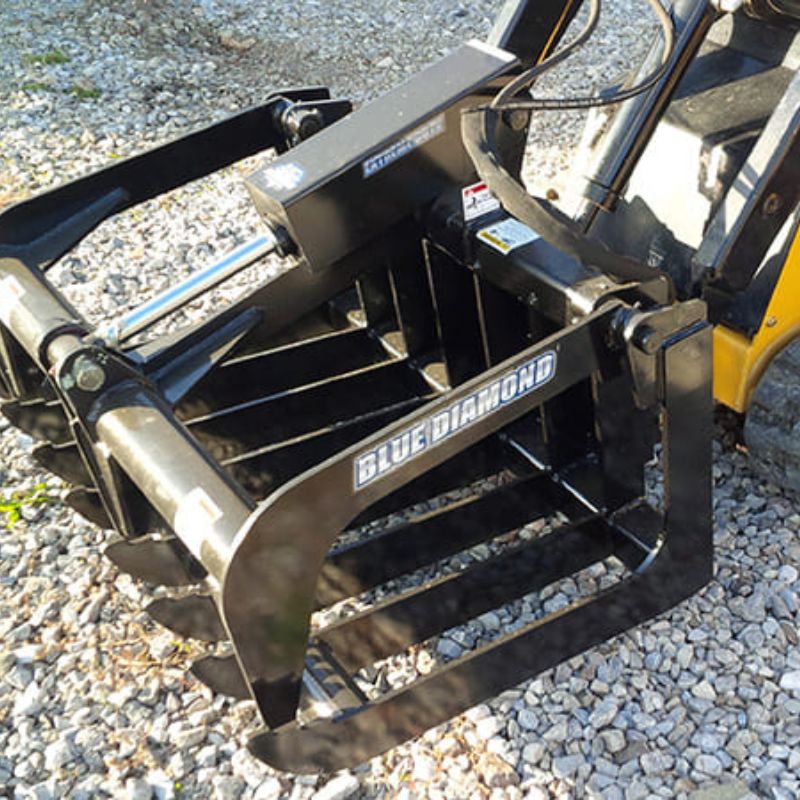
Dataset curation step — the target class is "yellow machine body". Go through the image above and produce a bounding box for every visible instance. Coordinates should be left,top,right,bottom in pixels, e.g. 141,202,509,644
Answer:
714,226,800,413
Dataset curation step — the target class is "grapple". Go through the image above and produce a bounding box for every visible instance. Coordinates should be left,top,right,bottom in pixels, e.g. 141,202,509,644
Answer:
0,3,713,774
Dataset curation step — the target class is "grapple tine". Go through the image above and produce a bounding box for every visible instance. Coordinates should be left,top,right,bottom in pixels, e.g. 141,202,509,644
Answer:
32,441,90,485
146,594,226,642
105,535,206,586
191,654,249,699
0,367,11,400
2,398,71,444
65,487,112,528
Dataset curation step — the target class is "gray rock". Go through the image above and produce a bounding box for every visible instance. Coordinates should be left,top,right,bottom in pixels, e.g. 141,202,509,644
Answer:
212,776,245,800
692,680,717,701
435,637,462,660
28,782,55,800
312,773,360,800
44,737,73,770
552,754,583,779
125,778,153,800
253,778,283,800
13,681,43,716
640,750,674,775
779,670,800,691
78,590,108,625
477,611,500,631
543,719,568,742
625,782,650,800
522,742,546,765
694,754,724,777
171,726,206,749
589,699,619,729
732,592,767,623
600,729,626,754
693,731,724,753
413,754,437,782
517,708,538,731
148,634,176,662
436,735,461,756
475,715,504,740
196,744,217,768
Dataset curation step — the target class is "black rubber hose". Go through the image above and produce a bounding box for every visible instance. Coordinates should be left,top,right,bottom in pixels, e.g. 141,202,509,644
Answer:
491,0,602,110
490,0,675,112
461,108,670,291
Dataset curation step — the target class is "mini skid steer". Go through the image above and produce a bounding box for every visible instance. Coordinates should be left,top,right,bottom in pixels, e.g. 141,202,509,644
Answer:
5,0,797,773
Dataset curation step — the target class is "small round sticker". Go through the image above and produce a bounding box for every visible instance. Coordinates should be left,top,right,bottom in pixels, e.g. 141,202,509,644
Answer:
261,163,305,192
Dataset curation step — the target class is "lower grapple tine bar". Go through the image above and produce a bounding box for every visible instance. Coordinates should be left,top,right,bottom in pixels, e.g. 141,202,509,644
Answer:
318,516,612,672
191,655,250,699
65,487,112,529
316,472,580,607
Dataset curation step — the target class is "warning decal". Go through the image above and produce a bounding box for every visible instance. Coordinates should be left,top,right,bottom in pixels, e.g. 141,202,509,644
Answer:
462,181,501,221
477,218,539,255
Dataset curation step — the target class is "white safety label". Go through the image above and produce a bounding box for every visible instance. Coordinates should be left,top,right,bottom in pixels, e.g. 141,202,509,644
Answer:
0,275,25,326
173,487,223,541
477,217,539,255
462,181,501,221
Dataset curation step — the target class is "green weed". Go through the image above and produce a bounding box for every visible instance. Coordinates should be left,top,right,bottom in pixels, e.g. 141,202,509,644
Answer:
0,482,56,528
70,84,101,100
25,48,70,66
21,81,52,92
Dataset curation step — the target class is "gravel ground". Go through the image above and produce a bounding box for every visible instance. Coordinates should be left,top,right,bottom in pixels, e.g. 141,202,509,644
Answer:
1,1,800,799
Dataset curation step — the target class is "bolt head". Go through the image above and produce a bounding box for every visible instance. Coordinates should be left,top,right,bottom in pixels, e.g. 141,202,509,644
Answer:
504,109,530,131
763,193,783,216
72,356,106,392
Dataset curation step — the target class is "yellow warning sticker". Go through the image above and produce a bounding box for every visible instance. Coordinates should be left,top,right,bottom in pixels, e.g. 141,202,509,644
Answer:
477,218,539,255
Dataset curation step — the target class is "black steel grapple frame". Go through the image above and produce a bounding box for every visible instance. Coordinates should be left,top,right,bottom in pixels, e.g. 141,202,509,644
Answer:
0,0,712,773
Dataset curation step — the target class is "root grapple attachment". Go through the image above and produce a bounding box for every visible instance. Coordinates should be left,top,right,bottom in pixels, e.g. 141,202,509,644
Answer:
0,4,713,774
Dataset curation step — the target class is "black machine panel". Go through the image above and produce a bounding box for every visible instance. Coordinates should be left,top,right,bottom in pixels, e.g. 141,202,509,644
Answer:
245,41,517,272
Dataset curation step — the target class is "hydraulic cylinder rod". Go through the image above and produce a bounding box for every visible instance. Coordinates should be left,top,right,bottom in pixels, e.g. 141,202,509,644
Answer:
99,232,278,346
